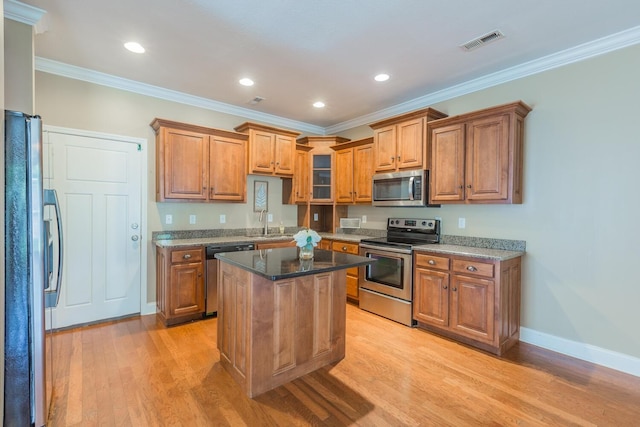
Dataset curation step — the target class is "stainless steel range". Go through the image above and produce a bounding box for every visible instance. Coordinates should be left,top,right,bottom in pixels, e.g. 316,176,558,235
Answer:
359,218,441,326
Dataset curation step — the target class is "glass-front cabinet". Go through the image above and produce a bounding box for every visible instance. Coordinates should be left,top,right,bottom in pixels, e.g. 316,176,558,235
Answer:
312,153,332,201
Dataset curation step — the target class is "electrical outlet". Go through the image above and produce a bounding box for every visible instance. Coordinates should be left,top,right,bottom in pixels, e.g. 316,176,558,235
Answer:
313,213,319,221
165,214,172,225
189,214,196,224
267,213,273,222
220,214,226,224
362,215,367,223
458,217,466,229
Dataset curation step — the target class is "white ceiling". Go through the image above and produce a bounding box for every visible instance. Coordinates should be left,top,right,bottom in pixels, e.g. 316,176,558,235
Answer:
12,0,640,133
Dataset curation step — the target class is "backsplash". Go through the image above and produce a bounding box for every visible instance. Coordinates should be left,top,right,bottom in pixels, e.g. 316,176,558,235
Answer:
440,235,526,251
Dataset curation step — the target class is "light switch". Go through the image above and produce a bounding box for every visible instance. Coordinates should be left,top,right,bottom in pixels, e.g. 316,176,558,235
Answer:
362,215,367,223
165,214,172,225
267,213,273,222
220,214,226,224
458,217,466,228
189,214,196,224
313,213,319,221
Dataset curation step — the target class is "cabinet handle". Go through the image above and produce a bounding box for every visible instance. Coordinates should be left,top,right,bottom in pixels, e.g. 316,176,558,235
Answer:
452,287,457,291
210,187,214,198
467,184,472,188
466,265,478,272
397,155,400,161
342,246,347,251
459,185,464,189
390,156,395,162
443,285,448,290
183,254,192,260
428,259,436,265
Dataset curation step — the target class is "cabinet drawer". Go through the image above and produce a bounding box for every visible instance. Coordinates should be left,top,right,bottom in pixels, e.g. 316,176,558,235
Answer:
170,248,203,264
415,253,450,270
452,259,494,278
332,241,359,254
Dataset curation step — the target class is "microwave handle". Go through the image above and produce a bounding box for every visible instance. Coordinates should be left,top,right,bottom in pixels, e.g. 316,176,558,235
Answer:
408,176,415,200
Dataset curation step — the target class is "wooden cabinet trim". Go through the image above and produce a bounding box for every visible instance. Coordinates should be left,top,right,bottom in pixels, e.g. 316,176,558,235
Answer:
151,118,248,140
369,107,447,129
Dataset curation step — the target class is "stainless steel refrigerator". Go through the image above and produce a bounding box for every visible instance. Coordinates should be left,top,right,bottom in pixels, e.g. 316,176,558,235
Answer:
4,110,63,426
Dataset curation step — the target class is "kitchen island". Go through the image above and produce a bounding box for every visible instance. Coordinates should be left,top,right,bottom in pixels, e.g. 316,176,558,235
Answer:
214,247,373,397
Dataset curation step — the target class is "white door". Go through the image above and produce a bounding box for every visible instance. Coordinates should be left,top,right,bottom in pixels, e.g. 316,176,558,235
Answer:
44,130,143,328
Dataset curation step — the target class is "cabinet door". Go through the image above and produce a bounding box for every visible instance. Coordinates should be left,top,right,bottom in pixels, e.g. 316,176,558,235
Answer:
334,149,354,203
209,135,246,201
450,274,494,343
293,149,310,203
373,126,396,172
466,114,510,201
353,144,374,202
169,262,204,317
413,267,450,326
396,118,424,170
274,134,295,175
249,130,275,174
331,241,359,301
430,123,466,202
161,128,208,200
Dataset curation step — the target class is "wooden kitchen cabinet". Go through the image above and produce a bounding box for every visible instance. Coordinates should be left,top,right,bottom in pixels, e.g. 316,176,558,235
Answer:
234,122,300,177
331,240,360,302
293,144,312,203
255,240,296,250
156,245,205,326
332,137,374,204
429,101,531,204
369,108,447,173
413,250,522,355
296,136,349,204
151,119,248,202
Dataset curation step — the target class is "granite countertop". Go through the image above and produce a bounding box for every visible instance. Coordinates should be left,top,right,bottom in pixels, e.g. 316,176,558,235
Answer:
215,247,373,281
154,232,370,248
412,244,523,261
154,231,524,261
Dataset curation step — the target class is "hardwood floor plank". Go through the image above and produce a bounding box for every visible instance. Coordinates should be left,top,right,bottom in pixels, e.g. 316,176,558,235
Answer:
48,304,640,426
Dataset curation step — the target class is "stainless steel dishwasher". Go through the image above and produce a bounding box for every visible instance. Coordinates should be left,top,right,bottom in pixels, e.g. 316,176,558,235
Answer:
205,243,255,316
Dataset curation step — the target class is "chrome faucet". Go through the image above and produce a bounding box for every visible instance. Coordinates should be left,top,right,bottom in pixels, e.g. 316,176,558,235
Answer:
259,209,269,236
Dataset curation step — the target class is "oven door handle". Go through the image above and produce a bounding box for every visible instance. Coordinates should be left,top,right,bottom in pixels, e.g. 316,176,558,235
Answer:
360,243,412,255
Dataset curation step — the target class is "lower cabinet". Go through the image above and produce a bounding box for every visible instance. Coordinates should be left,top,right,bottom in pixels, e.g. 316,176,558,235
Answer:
255,240,296,250
156,245,205,326
413,250,521,355
331,240,360,302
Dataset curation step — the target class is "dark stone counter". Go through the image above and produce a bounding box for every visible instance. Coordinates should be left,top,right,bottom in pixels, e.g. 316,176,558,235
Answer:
215,247,373,281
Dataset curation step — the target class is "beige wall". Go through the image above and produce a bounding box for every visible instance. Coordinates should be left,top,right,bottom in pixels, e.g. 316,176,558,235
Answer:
4,18,33,114
34,43,640,362
348,44,640,360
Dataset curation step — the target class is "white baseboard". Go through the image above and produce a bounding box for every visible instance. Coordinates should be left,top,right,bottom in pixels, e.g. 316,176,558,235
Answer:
141,302,157,316
520,327,640,378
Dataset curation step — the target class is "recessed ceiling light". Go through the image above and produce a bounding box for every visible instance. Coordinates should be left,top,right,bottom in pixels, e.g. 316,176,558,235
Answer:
124,41,145,54
313,101,325,108
374,73,390,82
239,78,254,86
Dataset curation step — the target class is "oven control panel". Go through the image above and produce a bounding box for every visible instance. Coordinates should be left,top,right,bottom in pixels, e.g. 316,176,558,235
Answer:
387,218,438,231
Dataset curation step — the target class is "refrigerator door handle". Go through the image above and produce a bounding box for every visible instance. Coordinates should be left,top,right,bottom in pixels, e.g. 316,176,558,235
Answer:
44,189,63,308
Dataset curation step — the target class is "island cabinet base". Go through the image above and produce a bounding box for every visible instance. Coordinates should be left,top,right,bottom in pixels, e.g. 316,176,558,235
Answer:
217,261,347,398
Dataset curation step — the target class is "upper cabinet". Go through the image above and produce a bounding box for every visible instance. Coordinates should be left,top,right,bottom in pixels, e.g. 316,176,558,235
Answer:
234,122,300,177
429,101,531,204
331,137,374,204
369,108,447,173
151,119,248,202
297,136,349,203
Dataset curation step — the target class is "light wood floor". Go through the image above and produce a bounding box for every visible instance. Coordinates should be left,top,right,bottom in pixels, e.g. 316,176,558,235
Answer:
49,304,640,426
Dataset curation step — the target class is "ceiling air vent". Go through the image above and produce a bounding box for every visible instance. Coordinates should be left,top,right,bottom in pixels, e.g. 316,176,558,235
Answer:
460,30,505,51
248,96,265,105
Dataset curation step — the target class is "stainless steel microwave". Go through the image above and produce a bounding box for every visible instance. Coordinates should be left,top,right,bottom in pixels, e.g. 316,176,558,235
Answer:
372,169,439,207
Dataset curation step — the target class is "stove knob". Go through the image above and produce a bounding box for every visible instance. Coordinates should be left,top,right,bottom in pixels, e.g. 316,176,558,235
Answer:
421,221,427,226
427,221,433,227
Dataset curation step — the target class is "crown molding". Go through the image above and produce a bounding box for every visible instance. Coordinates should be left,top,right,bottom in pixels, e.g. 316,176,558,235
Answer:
34,57,326,135
3,0,46,25
35,25,640,135
325,25,640,134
